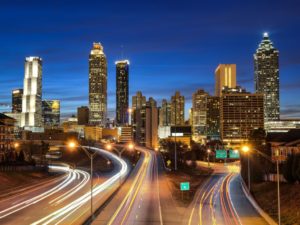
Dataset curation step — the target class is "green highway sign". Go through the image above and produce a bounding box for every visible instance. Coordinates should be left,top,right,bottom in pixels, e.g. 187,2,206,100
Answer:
216,150,227,159
180,182,190,191
229,150,240,159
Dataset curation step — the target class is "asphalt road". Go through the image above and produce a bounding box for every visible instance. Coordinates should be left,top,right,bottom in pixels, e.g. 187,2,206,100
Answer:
184,161,269,225
0,147,129,225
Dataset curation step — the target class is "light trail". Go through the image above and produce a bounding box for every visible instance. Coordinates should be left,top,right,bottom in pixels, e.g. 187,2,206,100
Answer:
0,165,76,219
31,147,128,225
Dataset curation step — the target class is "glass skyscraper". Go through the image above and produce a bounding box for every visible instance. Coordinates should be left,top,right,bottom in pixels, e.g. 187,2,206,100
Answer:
254,33,280,122
89,43,107,126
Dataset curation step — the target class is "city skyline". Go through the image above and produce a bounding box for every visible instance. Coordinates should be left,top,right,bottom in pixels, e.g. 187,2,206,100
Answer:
0,1,300,120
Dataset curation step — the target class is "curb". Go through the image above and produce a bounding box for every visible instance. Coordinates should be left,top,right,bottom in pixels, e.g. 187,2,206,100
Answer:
240,176,277,225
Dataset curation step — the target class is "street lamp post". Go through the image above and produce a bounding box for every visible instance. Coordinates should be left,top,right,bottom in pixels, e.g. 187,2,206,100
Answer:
241,144,281,225
68,141,97,220
105,143,134,184
242,145,250,191
207,149,211,168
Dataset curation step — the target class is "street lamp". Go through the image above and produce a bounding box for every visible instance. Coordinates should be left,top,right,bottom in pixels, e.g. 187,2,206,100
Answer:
105,143,135,184
68,141,97,220
241,145,281,225
207,149,211,168
241,144,251,191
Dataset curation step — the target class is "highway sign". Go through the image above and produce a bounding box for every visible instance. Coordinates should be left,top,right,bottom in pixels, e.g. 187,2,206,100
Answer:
229,150,240,159
180,182,190,191
216,150,227,159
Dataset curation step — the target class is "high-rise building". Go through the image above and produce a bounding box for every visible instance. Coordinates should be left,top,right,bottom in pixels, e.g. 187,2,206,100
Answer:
192,89,208,140
254,33,280,122
145,98,158,149
159,99,171,126
12,89,23,113
116,60,129,126
220,87,264,145
206,96,220,138
0,114,15,157
132,91,146,146
215,64,237,97
89,42,107,126
77,106,89,125
170,91,185,126
42,100,60,127
21,57,43,130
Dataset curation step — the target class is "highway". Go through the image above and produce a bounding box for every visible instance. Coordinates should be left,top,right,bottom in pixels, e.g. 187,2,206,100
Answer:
0,147,129,225
185,161,269,225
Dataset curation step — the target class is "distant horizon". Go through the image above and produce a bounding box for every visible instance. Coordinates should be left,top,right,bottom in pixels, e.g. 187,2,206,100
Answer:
0,1,300,120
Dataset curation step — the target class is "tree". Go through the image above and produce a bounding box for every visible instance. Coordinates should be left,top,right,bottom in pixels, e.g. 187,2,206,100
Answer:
283,154,296,183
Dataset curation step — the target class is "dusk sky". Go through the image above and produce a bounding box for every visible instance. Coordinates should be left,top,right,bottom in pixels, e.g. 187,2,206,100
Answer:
0,0,300,120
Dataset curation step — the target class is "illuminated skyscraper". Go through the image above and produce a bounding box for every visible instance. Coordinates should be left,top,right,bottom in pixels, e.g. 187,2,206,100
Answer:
42,100,60,127
77,106,89,125
159,99,171,126
12,89,23,113
254,33,280,122
132,91,146,146
192,89,208,140
215,64,236,97
171,91,185,126
21,57,43,130
89,43,107,126
116,60,129,126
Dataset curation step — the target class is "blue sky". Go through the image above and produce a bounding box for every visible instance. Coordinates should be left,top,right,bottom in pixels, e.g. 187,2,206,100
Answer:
0,0,300,120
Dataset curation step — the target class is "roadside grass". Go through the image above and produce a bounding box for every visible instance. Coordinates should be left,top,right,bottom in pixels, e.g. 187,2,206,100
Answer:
252,182,300,225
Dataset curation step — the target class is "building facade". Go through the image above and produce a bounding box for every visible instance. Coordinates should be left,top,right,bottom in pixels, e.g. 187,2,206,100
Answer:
77,106,89,125
21,57,43,130
132,91,146,146
215,64,237,97
254,33,280,122
221,87,264,145
0,114,15,162
89,43,107,126
170,91,185,126
12,89,23,113
192,89,208,141
159,99,171,126
145,98,158,149
206,96,220,138
116,60,129,126
42,100,60,127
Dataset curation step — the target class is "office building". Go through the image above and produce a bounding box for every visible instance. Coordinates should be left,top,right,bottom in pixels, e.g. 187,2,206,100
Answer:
77,106,89,125
132,91,146,146
89,42,107,126
145,98,158,149
116,60,129,126
21,57,43,130
118,126,133,143
221,87,264,145
42,100,60,127
12,89,23,113
206,96,220,138
0,114,15,162
171,91,185,126
254,33,280,122
192,89,208,141
159,99,171,126
215,64,236,97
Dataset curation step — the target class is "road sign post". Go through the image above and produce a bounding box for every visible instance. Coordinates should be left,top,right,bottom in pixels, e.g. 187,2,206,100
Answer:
180,182,190,201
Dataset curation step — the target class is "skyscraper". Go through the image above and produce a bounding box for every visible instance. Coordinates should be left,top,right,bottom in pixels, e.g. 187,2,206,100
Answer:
171,91,185,126
206,96,220,138
12,89,23,113
21,57,43,130
42,100,60,127
116,60,129,126
192,89,208,140
159,99,171,126
254,33,280,122
89,42,107,127
215,64,236,97
132,91,146,146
